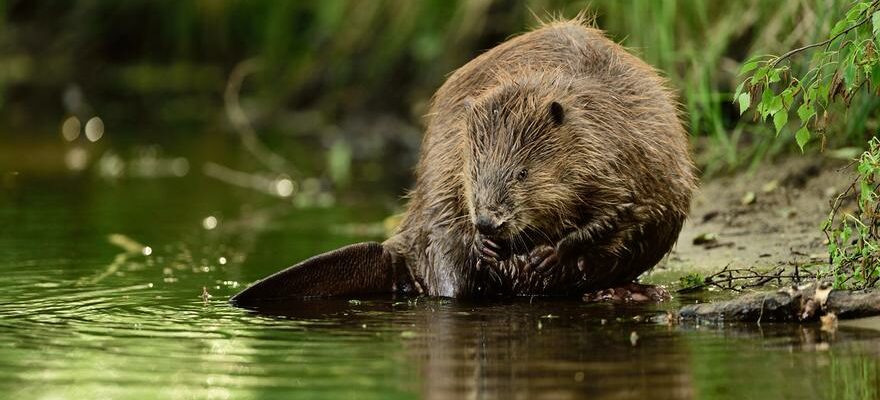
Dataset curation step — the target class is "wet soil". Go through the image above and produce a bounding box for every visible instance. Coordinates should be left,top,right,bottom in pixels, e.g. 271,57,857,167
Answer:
654,156,852,279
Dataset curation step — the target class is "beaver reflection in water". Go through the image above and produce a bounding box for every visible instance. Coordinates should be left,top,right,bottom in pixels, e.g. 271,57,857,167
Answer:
232,17,696,306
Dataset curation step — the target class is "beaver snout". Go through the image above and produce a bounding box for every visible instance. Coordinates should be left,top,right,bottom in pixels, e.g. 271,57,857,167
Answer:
474,213,513,263
475,214,506,236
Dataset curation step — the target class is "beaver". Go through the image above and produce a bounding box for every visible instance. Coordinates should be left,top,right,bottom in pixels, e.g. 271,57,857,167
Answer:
231,17,696,306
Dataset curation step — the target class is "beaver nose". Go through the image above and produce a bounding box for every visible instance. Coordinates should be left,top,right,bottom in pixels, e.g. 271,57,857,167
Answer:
475,214,505,236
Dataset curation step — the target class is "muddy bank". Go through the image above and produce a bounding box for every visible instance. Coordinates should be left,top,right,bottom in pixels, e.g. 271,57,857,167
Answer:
653,157,851,279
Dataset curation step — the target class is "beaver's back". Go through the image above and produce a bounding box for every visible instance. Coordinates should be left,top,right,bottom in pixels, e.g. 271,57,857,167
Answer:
407,19,692,225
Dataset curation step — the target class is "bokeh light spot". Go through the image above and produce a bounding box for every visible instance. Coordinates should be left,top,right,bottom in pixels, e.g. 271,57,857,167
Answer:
61,117,81,141
274,177,295,197
84,117,105,142
64,147,88,171
202,216,218,230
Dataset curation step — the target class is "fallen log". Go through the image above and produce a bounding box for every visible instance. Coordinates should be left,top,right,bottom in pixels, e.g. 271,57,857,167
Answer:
678,282,880,322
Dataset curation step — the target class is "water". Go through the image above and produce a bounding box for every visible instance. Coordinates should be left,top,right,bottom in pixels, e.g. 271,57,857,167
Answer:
2,138,880,399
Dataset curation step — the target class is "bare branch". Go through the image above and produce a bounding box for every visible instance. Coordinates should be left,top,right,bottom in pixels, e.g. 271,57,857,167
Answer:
224,59,298,176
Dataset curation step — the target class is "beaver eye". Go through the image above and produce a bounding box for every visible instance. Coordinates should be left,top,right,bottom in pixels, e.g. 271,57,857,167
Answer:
516,168,528,182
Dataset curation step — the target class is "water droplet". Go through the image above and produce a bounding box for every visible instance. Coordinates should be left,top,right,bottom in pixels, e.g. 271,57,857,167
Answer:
84,117,104,142
218,256,227,265
202,216,218,230
61,116,81,141
142,246,153,256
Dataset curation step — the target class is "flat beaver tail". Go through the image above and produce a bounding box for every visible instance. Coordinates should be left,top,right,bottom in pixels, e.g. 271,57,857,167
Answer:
230,242,418,308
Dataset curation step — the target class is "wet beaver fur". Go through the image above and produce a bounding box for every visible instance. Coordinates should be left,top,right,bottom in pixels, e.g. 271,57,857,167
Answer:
232,17,697,306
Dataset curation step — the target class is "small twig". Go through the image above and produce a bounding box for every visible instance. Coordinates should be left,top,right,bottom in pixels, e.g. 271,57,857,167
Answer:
757,296,766,326
203,161,295,198
701,265,817,292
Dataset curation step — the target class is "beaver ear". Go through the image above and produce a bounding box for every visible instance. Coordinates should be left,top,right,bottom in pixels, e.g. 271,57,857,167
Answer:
549,101,565,125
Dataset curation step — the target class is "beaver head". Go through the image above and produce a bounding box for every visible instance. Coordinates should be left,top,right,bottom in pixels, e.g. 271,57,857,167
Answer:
461,77,589,254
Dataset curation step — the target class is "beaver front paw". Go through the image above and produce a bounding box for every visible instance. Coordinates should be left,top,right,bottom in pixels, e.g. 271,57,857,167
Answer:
582,283,670,303
512,245,560,293
522,245,558,274
474,235,511,269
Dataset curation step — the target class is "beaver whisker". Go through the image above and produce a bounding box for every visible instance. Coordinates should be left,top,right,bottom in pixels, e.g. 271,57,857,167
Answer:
435,214,471,227
522,221,555,245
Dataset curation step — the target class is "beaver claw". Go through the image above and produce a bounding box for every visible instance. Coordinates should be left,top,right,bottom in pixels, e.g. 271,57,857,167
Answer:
582,283,671,303
511,245,559,293
522,245,557,274
474,235,510,269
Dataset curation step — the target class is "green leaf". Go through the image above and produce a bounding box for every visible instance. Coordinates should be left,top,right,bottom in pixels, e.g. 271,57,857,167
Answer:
769,95,784,115
858,160,871,175
774,111,788,135
760,88,774,120
873,11,880,37
844,62,858,89
769,69,781,83
830,19,848,37
846,3,866,22
817,82,831,104
738,92,751,115
797,102,815,123
861,180,873,204
782,87,794,107
796,127,810,151
733,81,746,101
739,61,760,75
753,66,768,83
804,85,815,102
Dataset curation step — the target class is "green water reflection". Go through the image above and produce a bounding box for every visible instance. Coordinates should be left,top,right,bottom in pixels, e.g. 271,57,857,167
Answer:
1,139,880,399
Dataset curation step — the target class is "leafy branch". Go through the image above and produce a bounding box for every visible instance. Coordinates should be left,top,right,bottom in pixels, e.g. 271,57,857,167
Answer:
769,0,879,68
735,0,880,150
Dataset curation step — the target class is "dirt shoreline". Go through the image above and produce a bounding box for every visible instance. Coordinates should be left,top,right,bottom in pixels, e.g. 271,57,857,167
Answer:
651,156,854,281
